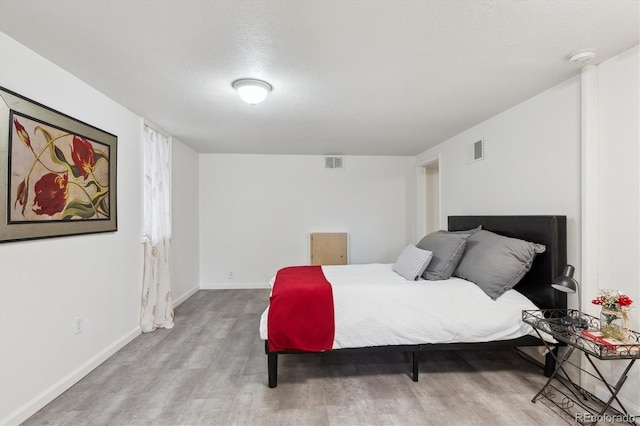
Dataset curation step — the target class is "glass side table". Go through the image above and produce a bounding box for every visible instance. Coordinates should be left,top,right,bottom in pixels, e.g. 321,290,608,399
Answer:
522,309,639,425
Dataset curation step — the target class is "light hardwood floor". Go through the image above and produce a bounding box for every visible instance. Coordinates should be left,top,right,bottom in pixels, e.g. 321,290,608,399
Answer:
24,289,578,425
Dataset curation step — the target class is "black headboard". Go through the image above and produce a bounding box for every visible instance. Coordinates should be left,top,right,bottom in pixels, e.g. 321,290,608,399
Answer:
448,215,567,311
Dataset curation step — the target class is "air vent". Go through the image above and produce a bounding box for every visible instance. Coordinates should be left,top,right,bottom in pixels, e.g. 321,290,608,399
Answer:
468,139,484,163
324,156,344,170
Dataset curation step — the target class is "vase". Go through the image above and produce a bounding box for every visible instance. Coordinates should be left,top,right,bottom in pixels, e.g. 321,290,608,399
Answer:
600,308,624,340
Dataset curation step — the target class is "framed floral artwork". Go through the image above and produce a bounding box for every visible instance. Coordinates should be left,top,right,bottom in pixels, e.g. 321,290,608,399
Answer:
0,87,117,242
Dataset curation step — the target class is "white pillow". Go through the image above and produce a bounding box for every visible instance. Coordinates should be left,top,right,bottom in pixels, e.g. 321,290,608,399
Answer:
393,245,433,280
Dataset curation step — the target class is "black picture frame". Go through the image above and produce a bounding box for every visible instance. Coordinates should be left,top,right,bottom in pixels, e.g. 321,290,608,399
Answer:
0,87,117,242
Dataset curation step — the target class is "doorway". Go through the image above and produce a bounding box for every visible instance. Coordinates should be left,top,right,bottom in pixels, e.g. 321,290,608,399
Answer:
420,159,440,237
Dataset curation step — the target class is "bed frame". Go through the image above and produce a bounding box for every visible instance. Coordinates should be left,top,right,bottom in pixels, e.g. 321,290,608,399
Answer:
265,215,567,388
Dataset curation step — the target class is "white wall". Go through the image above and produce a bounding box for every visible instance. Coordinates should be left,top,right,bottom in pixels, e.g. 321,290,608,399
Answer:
0,33,143,424
171,139,200,304
415,75,582,268
583,45,639,412
199,154,415,287
594,45,639,321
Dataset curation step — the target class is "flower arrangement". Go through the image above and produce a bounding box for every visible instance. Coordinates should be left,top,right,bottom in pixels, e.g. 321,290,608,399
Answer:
592,290,633,340
591,290,633,311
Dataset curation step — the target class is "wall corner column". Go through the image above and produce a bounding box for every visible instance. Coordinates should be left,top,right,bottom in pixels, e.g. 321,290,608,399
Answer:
580,64,599,307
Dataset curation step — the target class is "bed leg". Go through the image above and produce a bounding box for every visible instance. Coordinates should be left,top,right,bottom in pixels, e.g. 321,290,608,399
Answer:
268,352,278,388
412,351,419,382
544,348,557,378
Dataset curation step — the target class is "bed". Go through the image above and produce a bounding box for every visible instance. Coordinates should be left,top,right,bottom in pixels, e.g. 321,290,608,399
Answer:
260,215,567,388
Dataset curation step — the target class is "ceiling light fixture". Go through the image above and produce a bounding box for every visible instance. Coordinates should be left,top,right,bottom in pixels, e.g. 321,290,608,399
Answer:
232,78,272,105
567,49,596,63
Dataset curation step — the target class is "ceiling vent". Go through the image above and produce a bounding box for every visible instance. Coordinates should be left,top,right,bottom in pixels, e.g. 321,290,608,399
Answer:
468,139,484,163
324,156,344,170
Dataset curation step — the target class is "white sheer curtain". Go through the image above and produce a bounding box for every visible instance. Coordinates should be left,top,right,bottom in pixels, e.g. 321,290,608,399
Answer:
140,124,174,332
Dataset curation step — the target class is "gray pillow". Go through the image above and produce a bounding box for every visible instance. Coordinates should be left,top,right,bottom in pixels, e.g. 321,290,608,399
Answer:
393,245,433,280
453,230,546,300
416,231,470,280
450,225,482,235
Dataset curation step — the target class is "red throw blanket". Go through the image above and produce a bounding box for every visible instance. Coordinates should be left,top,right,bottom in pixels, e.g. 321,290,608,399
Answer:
267,266,335,352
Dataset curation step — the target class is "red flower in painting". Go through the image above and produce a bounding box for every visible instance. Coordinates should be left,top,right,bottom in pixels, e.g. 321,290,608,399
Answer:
13,118,31,148
71,136,96,179
32,173,69,216
14,179,28,215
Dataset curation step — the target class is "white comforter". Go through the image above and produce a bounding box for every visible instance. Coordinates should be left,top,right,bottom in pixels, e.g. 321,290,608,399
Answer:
259,263,544,349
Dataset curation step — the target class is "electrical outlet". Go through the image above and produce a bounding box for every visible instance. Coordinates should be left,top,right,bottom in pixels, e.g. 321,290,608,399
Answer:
74,317,82,335
227,271,234,280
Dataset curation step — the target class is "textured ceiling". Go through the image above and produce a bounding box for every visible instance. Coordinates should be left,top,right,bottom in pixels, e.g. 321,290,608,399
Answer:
0,0,638,155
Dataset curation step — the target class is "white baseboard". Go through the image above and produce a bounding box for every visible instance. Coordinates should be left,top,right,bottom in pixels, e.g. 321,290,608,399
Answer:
200,282,269,290
1,326,141,426
173,286,199,307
